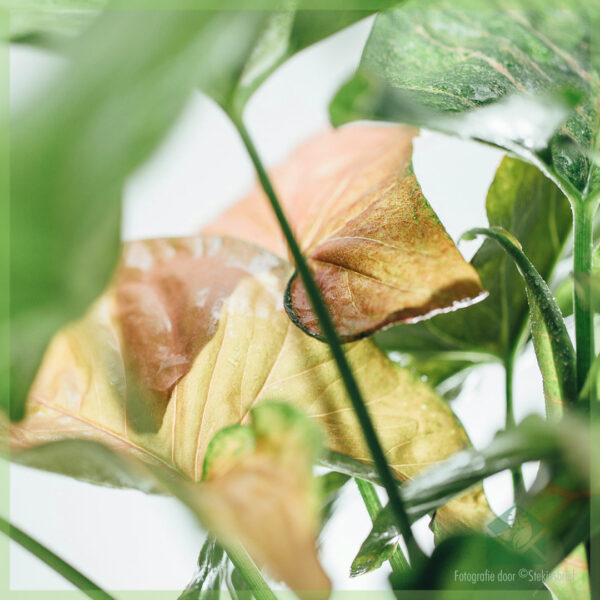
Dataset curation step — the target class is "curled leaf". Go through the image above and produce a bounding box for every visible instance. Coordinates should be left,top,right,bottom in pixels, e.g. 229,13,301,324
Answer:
205,125,486,340
375,156,572,393
193,403,330,595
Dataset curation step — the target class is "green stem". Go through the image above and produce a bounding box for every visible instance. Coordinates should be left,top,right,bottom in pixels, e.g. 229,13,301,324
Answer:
573,199,595,397
504,354,525,500
0,517,114,600
224,541,277,600
234,119,423,567
355,478,411,579
572,197,597,599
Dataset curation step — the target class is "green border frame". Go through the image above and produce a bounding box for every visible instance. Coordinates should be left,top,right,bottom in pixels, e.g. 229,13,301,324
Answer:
2,1,597,597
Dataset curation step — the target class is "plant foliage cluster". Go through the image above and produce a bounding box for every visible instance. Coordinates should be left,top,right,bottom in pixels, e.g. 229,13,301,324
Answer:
1,0,599,598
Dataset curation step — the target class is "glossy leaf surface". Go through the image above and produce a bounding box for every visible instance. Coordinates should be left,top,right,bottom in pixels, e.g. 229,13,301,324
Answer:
331,0,599,203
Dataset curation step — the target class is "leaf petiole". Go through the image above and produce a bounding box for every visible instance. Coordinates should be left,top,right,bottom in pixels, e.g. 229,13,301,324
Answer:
0,516,115,600
233,117,424,569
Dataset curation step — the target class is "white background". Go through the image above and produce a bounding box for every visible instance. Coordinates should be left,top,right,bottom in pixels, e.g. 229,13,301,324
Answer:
9,17,548,595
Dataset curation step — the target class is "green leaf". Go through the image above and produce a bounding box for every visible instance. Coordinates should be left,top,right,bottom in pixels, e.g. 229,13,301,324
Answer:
7,9,269,421
351,478,410,579
351,505,399,577
7,439,170,493
545,544,590,599
1,0,105,41
224,1,401,117
553,245,600,318
462,226,576,416
318,471,350,533
375,157,572,395
406,534,551,593
226,567,252,600
330,0,599,203
179,537,228,600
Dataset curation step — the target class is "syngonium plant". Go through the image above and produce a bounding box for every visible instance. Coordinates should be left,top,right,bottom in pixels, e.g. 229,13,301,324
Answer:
1,0,598,598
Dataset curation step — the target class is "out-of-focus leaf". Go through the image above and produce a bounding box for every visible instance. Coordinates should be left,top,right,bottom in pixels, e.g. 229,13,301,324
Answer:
8,234,488,531
224,1,401,116
205,125,485,341
406,534,550,593
2,1,105,41
554,277,574,318
192,402,330,594
330,0,599,203
179,537,228,600
318,471,350,533
376,157,572,393
10,404,331,596
7,9,268,421
553,246,600,318
7,2,397,114
6,438,169,493
545,544,589,599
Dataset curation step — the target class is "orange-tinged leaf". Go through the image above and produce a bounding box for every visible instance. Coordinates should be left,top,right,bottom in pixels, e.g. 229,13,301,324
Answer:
205,125,486,339
9,235,490,536
9,403,332,596
11,236,468,478
195,403,330,595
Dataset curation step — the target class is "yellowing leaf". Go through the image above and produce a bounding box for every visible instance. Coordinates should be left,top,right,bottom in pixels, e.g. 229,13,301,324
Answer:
204,125,486,340
10,404,331,596
11,236,471,484
194,403,330,594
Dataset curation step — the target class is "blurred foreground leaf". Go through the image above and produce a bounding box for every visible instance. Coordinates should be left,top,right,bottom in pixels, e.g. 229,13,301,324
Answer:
2,1,105,42
194,402,330,593
407,534,550,594
546,544,590,599
10,403,331,595
7,9,268,420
